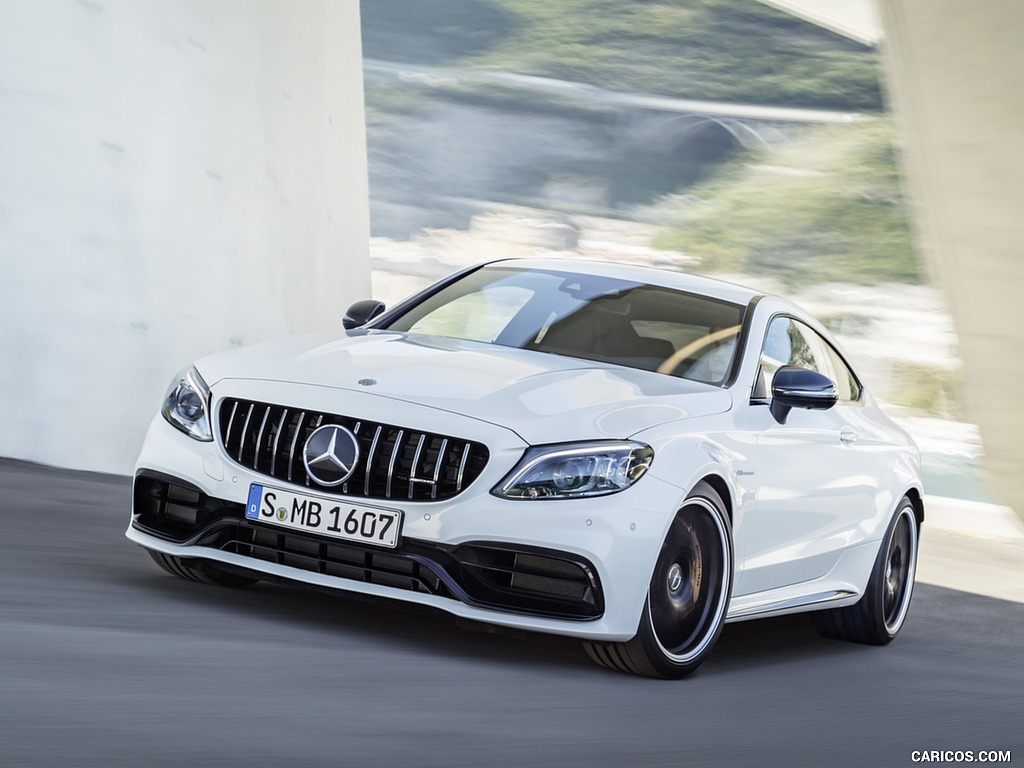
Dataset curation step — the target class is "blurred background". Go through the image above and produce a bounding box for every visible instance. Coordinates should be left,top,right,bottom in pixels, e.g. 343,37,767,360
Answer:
358,0,1016,517
0,0,1021,525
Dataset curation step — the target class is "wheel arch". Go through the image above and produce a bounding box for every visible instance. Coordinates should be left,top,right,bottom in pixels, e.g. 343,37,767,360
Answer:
903,486,925,528
695,472,734,525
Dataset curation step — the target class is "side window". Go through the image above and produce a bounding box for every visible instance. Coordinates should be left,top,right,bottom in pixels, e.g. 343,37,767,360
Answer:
822,342,863,404
754,316,863,404
754,317,831,397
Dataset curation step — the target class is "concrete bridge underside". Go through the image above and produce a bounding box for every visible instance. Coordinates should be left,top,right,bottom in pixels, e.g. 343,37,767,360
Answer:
876,0,1024,519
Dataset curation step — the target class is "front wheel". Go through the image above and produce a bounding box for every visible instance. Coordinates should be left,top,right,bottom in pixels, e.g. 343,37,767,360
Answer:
584,481,733,679
812,498,919,644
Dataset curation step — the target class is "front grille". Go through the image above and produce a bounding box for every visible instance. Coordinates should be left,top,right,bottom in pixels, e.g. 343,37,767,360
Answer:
217,397,489,501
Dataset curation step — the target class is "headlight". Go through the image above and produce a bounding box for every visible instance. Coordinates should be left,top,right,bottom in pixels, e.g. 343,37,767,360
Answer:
161,365,213,442
492,441,654,500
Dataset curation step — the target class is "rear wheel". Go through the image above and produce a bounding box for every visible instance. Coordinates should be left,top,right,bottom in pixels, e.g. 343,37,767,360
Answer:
146,549,259,588
812,498,918,644
584,481,733,679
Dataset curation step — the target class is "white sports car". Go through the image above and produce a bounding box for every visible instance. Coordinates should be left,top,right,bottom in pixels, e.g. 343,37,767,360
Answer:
128,258,922,678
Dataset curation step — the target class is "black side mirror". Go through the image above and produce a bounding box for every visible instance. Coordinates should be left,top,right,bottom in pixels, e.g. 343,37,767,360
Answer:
770,366,838,424
343,299,386,330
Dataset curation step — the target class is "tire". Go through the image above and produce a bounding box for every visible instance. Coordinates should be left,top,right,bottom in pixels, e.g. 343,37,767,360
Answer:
811,498,919,645
146,549,259,588
584,481,733,679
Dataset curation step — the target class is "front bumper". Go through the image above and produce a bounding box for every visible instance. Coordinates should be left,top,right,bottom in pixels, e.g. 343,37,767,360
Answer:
132,470,605,621
128,399,682,641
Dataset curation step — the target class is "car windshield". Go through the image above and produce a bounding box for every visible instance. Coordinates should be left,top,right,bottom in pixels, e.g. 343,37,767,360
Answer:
382,266,746,386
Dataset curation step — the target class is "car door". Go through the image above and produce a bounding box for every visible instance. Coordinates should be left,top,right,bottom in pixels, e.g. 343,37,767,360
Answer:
734,315,875,596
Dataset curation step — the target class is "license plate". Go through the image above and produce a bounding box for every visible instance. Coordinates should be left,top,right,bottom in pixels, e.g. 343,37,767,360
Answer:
245,484,403,548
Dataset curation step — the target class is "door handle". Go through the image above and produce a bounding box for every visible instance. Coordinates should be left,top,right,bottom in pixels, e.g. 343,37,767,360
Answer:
840,427,858,446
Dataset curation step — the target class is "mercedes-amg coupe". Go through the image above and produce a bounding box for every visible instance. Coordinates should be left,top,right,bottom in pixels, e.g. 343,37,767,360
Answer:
128,259,922,678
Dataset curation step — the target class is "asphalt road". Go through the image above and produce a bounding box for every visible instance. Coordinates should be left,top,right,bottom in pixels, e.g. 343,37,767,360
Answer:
1,459,1020,768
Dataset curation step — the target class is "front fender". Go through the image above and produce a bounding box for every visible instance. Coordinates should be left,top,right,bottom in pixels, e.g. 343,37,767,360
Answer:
633,415,755,544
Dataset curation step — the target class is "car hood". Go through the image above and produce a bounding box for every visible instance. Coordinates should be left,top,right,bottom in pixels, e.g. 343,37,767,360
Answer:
197,331,733,445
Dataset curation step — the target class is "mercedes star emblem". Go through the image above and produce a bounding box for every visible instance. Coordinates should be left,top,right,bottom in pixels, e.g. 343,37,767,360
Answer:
302,424,361,486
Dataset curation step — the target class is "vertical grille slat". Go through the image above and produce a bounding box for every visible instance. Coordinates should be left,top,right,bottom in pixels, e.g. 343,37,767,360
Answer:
385,429,405,499
304,415,325,488
408,434,426,500
270,409,289,476
237,403,255,463
430,438,448,500
364,425,383,497
224,401,239,451
253,405,272,474
342,422,361,494
218,398,488,502
456,442,471,492
287,411,307,483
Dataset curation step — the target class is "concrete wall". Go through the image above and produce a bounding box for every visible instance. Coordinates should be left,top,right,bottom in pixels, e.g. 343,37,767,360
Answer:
878,0,1024,517
0,0,371,474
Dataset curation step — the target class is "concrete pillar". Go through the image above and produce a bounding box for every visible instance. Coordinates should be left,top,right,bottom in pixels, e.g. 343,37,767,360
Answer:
0,0,371,474
878,0,1024,517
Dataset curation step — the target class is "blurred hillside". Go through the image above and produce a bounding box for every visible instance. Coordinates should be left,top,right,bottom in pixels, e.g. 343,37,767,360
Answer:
648,119,919,287
361,0,883,110
361,1,917,288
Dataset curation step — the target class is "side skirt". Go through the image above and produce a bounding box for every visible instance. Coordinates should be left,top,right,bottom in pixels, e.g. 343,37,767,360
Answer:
726,589,858,623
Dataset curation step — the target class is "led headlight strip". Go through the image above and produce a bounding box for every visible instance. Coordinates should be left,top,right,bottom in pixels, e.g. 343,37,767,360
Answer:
492,441,654,500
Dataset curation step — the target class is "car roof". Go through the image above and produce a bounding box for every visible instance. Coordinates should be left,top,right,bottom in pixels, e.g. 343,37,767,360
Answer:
485,258,763,307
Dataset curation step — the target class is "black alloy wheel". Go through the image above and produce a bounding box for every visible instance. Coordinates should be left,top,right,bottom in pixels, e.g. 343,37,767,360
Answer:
812,497,919,644
584,481,733,679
